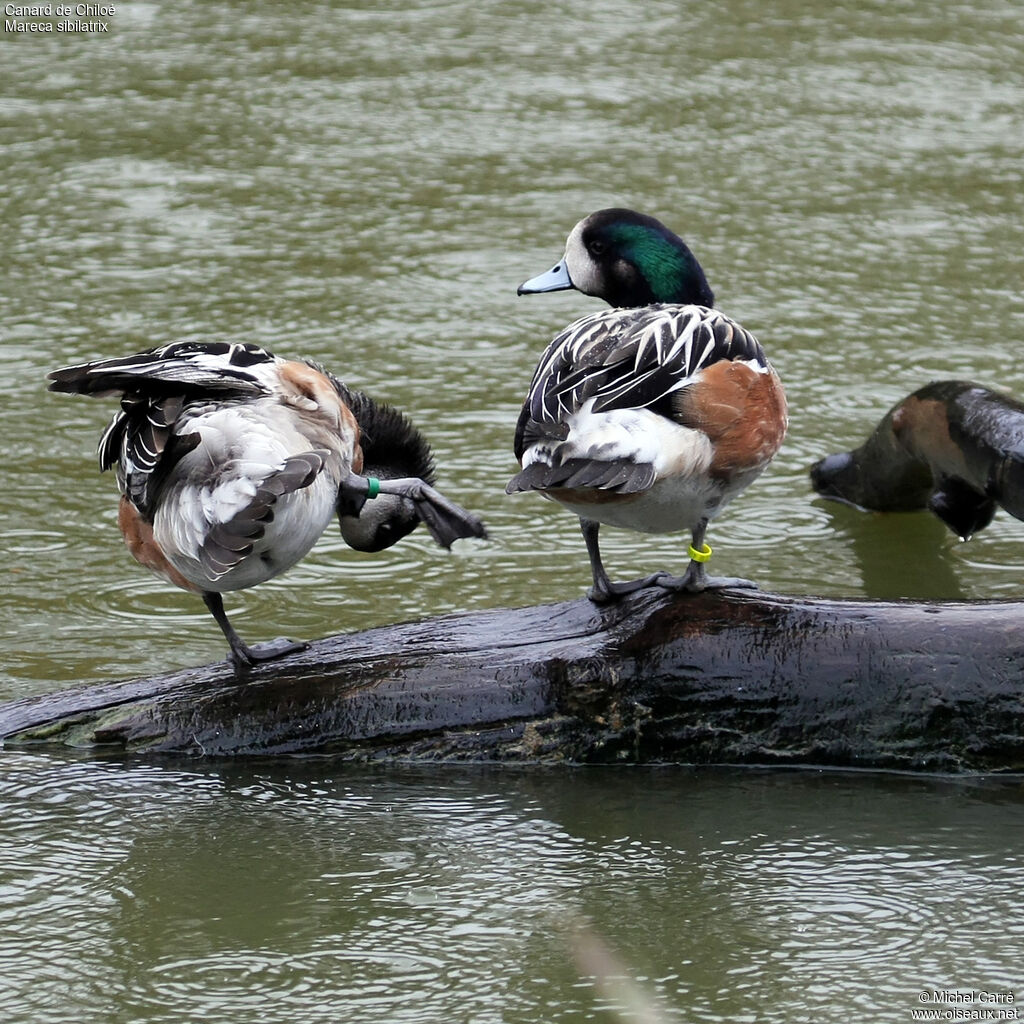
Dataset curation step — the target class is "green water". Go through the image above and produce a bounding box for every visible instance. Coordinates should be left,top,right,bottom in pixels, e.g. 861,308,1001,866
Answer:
2,754,1022,1024
1,2,1023,1021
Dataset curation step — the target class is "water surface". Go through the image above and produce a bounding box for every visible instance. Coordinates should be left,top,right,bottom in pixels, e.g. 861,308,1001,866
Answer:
2,0,1022,692
1,755,1021,1024
1,3,1023,1021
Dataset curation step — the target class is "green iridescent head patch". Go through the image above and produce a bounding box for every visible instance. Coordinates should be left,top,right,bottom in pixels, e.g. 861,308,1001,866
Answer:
605,223,704,304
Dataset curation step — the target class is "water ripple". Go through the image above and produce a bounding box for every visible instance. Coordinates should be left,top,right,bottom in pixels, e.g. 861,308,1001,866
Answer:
4,0,1024,1019
0,759,1022,1023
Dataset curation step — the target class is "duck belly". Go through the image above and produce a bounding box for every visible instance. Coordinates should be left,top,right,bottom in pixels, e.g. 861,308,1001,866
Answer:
553,473,729,535
150,402,349,593
528,403,747,533
157,471,340,593
229,477,338,590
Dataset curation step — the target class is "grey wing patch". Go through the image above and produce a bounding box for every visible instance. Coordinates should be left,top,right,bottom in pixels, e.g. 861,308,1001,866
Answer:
199,449,329,581
506,459,656,495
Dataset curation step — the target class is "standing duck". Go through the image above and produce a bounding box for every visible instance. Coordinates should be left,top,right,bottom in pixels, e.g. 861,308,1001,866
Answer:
508,208,787,602
49,341,486,671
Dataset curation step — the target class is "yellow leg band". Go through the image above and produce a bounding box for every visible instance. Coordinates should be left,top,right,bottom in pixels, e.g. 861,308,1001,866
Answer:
688,542,712,563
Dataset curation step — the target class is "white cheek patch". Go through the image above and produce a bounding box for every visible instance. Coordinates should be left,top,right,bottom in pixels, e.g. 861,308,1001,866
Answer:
562,221,603,296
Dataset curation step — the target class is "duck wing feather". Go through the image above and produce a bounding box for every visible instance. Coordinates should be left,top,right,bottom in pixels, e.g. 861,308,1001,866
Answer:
516,306,766,459
200,450,329,582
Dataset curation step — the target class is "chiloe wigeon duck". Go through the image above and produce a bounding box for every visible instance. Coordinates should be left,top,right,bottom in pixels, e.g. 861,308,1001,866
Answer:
507,208,787,602
49,340,487,671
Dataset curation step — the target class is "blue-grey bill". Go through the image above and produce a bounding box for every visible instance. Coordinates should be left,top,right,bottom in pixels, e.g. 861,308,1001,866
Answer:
518,260,574,295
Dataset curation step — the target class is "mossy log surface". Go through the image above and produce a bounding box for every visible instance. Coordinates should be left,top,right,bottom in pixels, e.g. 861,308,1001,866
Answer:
2,588,1023,772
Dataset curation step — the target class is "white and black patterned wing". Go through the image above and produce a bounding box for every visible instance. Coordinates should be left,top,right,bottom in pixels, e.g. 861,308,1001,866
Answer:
48,341,276,400
51,341,277,517
515,305,765,458
100,396,203,516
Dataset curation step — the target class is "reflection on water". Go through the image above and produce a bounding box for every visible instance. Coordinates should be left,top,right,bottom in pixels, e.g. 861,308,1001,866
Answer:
0,754,1021,1024
811,500,969,600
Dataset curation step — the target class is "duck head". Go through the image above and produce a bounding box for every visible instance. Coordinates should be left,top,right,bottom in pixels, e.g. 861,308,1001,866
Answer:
518,208,715,308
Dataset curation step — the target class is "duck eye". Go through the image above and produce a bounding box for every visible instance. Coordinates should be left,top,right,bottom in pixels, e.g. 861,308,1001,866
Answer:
588,239,607,256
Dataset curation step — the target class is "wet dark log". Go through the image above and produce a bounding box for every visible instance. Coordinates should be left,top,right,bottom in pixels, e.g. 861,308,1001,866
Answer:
2,588,1023,772
810,380,1024,538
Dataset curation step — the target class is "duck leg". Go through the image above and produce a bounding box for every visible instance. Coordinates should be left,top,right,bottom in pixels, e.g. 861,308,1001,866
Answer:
655,519,758,594
202,592,307,672
338,472,487,549
580,518,667,604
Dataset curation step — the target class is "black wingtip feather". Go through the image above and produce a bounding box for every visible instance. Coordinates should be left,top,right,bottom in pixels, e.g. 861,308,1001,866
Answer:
47,364,97,394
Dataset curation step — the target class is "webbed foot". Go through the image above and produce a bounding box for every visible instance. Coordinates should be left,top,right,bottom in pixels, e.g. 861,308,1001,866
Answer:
228,637,309,671
587,571,669,604
655,557,759,594
656,573,759,594
203,592,308,676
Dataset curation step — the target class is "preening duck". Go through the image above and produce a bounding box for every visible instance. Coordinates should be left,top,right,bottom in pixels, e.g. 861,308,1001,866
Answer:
49,341,486,671
508,208,787,602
